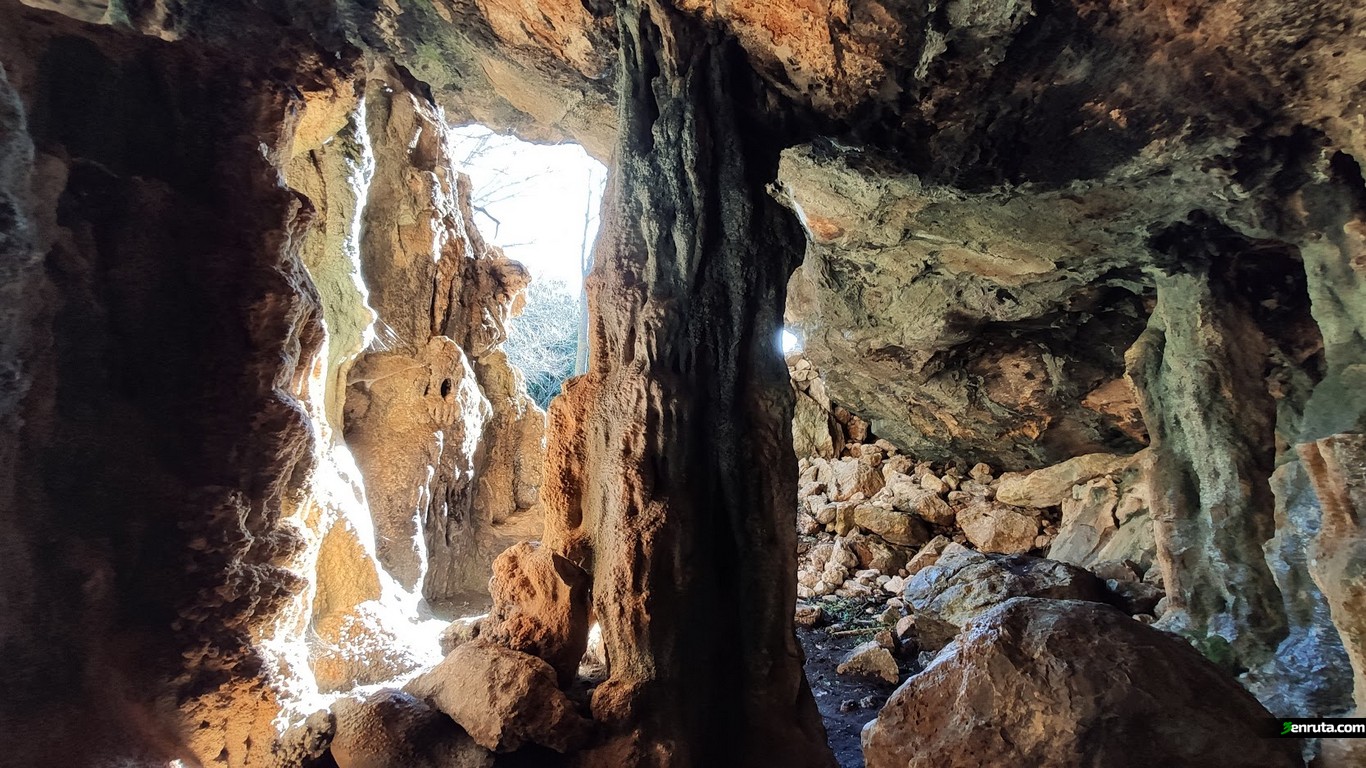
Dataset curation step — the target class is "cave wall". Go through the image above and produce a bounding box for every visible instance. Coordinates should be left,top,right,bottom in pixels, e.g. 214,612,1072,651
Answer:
4,0,1366,764
342,65,546,602
0,3,552,764
0,6,332,762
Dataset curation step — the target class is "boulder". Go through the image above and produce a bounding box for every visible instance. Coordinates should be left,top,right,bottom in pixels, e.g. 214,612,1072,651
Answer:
847,532,910,573
892,613,959,653
836,641,899,684
795,602,827,628
905,535,952,576
883,454,915,478
994,452,1132,508
829,458,886,501
330,689,493,768
851,503,930,547
903,545,1106,630
880,475,956,525
1106,579,1164,615
1047,452,1156,569
439,615,484,656
862,598,1301,768
405,640,591,753
955,501,1040,554
480,541,591,686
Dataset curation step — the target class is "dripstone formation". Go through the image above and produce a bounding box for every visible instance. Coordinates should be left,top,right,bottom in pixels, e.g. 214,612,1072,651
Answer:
1,0,1364,766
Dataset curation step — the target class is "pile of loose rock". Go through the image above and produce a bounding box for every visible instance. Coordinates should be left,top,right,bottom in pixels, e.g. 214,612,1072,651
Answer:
794,438,1176,691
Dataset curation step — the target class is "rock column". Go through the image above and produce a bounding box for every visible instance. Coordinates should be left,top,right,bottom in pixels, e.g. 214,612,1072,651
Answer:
538,1,832,765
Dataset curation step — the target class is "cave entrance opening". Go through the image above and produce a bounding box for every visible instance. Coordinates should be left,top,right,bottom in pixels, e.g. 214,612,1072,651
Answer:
448,124,607,409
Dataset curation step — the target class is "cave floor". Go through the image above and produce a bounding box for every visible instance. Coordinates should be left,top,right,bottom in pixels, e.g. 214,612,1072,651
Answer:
426,590,906,766
798,597,919,768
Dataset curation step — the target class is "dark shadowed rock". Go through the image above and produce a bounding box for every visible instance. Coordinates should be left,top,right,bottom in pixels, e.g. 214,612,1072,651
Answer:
330,689,492,768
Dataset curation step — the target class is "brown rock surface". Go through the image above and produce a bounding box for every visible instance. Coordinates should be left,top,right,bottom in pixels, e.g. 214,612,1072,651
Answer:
480,541,591,686
1047,451,1157,570
851,503,929,548
994,453,1133,508
342,71,548,601
863,598,1302,768
331,689,493,768
835,641,899,685
533,2,833,765
405,640,591,753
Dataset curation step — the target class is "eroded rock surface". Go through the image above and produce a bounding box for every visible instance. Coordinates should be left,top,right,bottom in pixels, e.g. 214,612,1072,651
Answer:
863,598,1303,768
406,640,591,753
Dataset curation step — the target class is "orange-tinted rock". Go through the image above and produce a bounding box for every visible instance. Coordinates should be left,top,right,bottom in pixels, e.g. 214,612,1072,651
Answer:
481,541,591,686
405,640,591,753
955,500,1039,554
331,689,493,768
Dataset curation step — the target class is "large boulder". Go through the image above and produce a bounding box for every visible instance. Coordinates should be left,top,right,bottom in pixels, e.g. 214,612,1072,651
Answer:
480,541,591,685
330,689,493,768
405,640,591,753
903,544,1105,630
862,598,1302,768
994,453,1133,508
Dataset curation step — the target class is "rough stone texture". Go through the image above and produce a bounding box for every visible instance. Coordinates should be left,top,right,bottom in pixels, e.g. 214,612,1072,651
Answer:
309,602,426,693
878,474,955,526
0,8,335,764
330,689,493,768
835,641,899,684
480,541,591,686
405,640,591,753
851,503,929,548
905,536,952,576
828,457,886,501
863,598,1303,768
9,0,1366,764
995,453,1133,508
1047,451,1157,570
535,2,833,765
903,545,1106,631
341,69,546,600
955,500,1039,554
1127,266,1289,667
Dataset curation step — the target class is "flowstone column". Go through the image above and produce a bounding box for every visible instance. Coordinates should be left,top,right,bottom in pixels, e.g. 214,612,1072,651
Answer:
539,1,833,765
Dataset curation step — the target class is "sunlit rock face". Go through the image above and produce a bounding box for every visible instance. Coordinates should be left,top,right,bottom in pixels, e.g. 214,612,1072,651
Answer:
4,0,1366,765
340,67,545,602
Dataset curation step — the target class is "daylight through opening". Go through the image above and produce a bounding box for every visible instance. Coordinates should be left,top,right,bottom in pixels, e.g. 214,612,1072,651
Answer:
449,125,607,409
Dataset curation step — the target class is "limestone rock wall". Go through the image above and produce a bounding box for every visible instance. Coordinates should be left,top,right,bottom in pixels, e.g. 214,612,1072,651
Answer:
0,6,335,763
0,4,551,764
340,67,546,603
